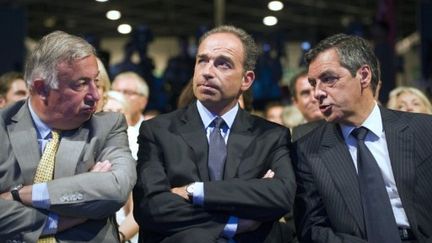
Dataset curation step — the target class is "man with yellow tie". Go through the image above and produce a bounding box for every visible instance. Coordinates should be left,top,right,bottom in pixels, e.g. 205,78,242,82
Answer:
0,31,136,242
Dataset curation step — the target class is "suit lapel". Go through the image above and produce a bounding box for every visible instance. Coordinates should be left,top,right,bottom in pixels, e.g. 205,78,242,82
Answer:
224,109,254,179
177,103,210,181
8,102,41,185
54,127,88,178
320,123,365,232
380,107,418,229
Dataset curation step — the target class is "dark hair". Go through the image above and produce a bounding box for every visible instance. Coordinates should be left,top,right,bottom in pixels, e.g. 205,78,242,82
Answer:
199,25,259,71
0,71,24,97
304,33,380,94
289,69,308,101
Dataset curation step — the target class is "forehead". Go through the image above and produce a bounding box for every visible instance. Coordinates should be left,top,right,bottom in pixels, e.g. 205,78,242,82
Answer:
113,77,138,88
296,75,311,89
308,49,341,76
198,32,244,60
399,91,420,100
57,55,98,79
10,79,26,87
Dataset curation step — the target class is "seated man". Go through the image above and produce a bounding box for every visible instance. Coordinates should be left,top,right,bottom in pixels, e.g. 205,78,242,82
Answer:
0,31,136,242
133,25,296,243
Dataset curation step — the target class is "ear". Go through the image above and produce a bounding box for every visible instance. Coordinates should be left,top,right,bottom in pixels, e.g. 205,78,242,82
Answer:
0,97,6,107
240,71,255,91
32,79,49,99
357,65,372,89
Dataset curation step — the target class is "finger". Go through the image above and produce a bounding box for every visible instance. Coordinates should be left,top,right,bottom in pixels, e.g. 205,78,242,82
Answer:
91,162,103,172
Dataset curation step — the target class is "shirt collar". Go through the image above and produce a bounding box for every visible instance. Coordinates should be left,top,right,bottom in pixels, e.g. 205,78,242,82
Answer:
340,102,383,140
196,100,238,129
28,99,52,139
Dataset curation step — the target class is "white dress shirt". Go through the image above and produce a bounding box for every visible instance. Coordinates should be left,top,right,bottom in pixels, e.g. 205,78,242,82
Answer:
340,103,410,227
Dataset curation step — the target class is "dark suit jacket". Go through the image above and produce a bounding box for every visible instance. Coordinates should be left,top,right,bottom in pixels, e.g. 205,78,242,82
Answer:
0,100,136,242
294,107,432,243
291,120,325,142
133,102,296,243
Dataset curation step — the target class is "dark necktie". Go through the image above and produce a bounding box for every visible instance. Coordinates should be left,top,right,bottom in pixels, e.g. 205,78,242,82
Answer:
352,127,401,243
208,117,227,181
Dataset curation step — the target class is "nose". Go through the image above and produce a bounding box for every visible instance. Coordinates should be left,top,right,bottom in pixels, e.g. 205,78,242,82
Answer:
87,80,100,102
405,105,413,112
201,62,215,80
314,83,326,101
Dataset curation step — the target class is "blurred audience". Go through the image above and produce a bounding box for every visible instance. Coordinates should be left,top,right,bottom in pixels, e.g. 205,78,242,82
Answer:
103,90,139,243
103,91,130,114
281,105,304,130
290,69,323,123
95,58,111,112
112,71,149,159
264,102,284,125
289,69,325,141
0,71,29,108
387,86,432,114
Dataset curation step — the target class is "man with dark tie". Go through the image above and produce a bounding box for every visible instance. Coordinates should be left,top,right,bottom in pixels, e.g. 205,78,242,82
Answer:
133,25,296,243
294,33,432,243
0,31,136,242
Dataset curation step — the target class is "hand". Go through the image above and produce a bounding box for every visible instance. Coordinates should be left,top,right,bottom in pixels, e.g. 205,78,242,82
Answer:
90,160,112,172
0,185,32,205
170,185,189,201
236,218,262,234
262,169,274,179
0,191,12,200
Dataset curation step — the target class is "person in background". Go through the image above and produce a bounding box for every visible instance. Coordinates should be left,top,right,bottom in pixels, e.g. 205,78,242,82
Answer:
104,91,130,115
103,90,139,243
0,30,136,242
387,86,432,114
289,69,325,141
133,25,295,243
281,105,304,130
0,71,29,108
95,58,111,112
290,69,323,123
112,71,149,159
264,102,285,125
294,33,432,243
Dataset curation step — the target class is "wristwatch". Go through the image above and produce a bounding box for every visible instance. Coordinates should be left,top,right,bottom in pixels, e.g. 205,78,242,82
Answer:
186,183,195,198
11,184,23,202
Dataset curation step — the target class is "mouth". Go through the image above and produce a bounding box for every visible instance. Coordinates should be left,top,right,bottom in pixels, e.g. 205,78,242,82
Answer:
319,104,331,114
197,83,218,93
82,106,96,114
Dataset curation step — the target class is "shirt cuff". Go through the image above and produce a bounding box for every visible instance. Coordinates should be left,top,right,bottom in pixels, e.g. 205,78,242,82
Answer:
223,216,238,239
32,183,50,209
192,182,204,206
41,212,58,235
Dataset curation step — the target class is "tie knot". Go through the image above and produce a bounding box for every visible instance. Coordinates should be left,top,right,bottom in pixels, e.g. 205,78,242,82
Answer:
51,130,61,140
351,126,368,140
212,117,225,130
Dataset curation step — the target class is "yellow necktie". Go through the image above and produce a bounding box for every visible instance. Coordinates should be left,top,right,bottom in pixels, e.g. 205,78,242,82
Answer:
34,130,60,243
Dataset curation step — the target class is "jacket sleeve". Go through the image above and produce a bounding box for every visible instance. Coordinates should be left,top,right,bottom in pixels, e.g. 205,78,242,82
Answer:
203,127,296,221
46,114,137,219
133,121,227,235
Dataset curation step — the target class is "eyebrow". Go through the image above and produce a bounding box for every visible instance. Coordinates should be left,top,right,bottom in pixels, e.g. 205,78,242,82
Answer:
318,70,338,79
196,54,208,59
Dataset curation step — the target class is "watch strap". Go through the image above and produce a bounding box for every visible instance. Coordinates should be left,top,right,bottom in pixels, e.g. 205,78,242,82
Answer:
11,184,23,202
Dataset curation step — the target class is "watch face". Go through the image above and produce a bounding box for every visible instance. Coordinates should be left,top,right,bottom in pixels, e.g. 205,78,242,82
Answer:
13,184,23,191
